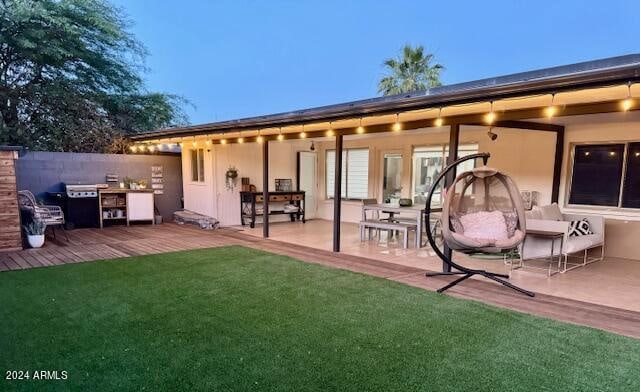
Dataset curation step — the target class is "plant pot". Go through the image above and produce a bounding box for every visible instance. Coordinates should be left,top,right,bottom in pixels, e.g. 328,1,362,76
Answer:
27,234,45,248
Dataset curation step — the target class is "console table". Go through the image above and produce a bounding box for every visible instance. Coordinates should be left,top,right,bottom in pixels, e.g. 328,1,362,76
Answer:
240,191,305,228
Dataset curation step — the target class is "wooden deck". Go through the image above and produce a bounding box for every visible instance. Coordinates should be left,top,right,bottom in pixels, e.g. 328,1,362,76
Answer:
1,223,639,339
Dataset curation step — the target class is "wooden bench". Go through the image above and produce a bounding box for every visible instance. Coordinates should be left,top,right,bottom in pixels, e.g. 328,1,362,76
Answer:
359,220,417,249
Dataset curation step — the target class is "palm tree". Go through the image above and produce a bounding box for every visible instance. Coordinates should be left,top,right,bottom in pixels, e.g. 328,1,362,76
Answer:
378,45,444,96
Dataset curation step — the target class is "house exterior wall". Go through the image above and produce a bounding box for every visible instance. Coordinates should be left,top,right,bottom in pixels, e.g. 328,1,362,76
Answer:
181,140,309,226
181,114,640,260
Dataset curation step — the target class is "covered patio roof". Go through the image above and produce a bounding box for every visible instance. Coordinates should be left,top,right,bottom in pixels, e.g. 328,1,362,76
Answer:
131,53,640,143
130,54,640,257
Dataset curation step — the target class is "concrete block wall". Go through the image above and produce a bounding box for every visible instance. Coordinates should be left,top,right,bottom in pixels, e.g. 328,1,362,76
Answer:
16,151,183,220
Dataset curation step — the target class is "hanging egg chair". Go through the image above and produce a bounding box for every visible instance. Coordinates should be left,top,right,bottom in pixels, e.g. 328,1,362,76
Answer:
424,153,534,297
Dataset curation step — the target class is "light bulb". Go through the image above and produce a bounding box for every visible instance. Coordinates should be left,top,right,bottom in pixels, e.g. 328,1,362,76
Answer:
545,105,557,118
485,111,496,124
392,121,401,132
157,143,163,150
238,137,244,144
205,140,211,146
622,98,633,111
192,141,197,147
300,132,307,138
257,135,264,143
356,126,365,134
130,145,137,153
220,139,227,145
139,145,146,152
148,145,155,152
326,129,334,137
434,117,443,127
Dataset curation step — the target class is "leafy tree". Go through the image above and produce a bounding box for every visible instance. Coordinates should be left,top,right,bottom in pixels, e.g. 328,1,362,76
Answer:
378,44,444,96
0,0,188,152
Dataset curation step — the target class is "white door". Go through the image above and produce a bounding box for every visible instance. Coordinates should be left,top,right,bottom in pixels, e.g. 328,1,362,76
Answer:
298,151,317,219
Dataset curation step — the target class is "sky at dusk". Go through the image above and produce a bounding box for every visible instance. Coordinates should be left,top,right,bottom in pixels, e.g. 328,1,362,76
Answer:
112,0,640,125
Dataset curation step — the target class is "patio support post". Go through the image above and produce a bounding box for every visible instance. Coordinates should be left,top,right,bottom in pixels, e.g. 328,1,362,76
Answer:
333,133,344,252
442,123,460,272
551,127,565,203
263,140,269,238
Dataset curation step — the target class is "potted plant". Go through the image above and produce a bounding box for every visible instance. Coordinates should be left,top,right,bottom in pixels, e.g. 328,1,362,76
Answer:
138,179,148,189
24,220,46,248
225,166,238,191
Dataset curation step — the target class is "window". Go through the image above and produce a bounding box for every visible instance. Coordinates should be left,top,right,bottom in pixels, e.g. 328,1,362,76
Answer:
382,153,403,203
569,142,640,208
326,148,369,199
190,148,205,182
412,144,478,206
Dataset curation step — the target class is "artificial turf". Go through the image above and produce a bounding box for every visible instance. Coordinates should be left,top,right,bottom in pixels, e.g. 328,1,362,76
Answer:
0,246,639,391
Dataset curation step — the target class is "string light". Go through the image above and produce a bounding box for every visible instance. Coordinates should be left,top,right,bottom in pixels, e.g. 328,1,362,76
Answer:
156,143,163,150
434,108,444,127
300,124,306,138
139,144,146,152
256,130,263,144
148,145,155,152
238,131,243,144
622,82,634,111
392,114,401,132
192,137,197,147
356,118,365,134
220,138,227,145
205,137,211,146
485,101,496,124
326,122,334,137
277,127,284,141
130,145,137,153
545,93,557,118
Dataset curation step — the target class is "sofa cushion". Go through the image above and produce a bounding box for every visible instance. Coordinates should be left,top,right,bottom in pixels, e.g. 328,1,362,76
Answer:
538,203,563,221
568,218,593,237
565,234,604,254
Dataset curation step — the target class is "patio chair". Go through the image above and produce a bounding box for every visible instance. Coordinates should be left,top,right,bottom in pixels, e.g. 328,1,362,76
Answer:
18,190,68,241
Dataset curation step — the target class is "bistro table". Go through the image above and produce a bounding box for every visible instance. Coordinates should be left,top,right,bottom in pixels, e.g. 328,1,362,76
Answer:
362,203,426,248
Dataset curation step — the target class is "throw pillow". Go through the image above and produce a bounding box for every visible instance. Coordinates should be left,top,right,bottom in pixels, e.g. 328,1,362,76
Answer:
569,218,593,237
459,210,509,241
502,211,518,237
450,214,464,233
539,203,563,221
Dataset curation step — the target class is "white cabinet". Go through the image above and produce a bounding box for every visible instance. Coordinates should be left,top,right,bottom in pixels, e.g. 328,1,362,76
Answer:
127,192,155,223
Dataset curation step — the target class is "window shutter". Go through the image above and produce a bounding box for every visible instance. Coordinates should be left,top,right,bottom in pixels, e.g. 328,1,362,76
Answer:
346,149,369,199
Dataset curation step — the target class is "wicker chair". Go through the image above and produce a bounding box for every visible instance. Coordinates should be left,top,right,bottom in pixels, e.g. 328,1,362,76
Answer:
18,190,67,240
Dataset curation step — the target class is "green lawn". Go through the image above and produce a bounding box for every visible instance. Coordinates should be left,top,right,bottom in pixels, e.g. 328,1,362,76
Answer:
1,246,639,391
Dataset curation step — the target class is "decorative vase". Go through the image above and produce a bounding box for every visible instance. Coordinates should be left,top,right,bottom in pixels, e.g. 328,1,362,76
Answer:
27,234,45,248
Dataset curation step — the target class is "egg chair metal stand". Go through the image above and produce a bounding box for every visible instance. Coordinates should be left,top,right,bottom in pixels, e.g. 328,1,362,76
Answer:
424,153,535,297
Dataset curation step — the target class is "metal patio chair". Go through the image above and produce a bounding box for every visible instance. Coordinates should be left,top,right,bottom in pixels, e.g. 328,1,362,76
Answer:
18,190,68,241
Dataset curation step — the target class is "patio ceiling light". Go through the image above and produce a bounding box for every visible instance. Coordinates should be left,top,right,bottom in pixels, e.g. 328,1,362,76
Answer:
622,82,634,111
392,114,402,132
300,125,306,138
326,122,334,137
434,108,444,127
485,101,496,124
356,118,365,134
545,94,557,118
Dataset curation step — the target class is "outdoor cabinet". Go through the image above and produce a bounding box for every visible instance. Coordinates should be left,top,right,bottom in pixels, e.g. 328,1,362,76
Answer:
127,192,155,223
